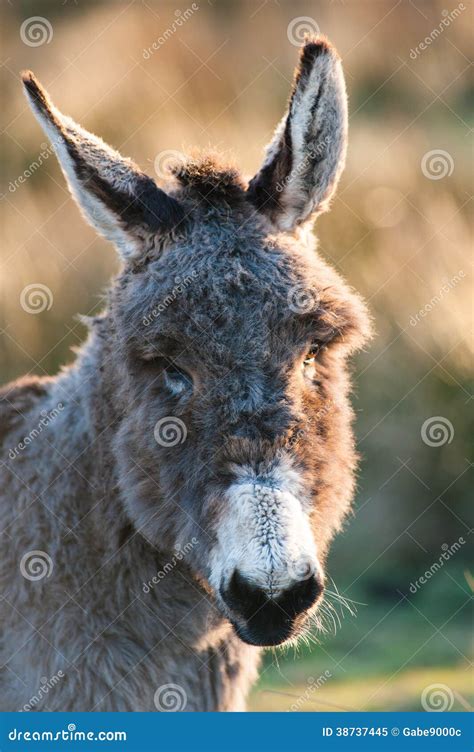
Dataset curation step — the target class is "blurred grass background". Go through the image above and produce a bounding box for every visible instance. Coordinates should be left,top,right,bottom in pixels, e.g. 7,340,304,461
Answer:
1,0,472,711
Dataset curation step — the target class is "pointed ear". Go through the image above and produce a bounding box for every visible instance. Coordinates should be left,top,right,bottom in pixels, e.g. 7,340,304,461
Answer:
21,71,184,261
247,37,348,232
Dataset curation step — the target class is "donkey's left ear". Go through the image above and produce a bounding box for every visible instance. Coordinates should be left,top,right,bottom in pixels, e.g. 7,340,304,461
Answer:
22,72,184,261
247,37,347,232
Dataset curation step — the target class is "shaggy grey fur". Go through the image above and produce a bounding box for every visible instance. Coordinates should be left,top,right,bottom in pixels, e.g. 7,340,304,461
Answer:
0,36,371,711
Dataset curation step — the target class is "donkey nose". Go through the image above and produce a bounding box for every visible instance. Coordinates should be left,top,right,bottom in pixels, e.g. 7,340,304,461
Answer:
220,569,324,646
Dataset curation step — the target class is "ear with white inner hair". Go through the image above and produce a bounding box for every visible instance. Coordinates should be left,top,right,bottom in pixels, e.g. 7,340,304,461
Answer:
21,71,184,261
247,36,348,232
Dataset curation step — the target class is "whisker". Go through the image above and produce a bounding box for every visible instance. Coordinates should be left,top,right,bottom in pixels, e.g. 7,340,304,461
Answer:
321,599,342,631
327,576,366,607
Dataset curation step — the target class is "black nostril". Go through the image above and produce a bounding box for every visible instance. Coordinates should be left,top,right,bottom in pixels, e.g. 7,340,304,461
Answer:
221,569,323,620
221,570,269,620
282,575,324,617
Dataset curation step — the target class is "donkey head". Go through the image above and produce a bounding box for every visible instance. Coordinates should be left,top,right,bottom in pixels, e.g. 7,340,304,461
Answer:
23,37,371,647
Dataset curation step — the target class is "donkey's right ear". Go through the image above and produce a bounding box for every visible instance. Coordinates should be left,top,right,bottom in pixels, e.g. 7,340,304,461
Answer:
22,72,184,261
247,37,347,232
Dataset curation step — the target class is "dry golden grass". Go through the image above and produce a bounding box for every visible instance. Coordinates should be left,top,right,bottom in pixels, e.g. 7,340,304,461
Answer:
250,665,473,712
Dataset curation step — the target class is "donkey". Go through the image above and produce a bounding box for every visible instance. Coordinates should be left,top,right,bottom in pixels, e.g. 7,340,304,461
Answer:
0,36,371,711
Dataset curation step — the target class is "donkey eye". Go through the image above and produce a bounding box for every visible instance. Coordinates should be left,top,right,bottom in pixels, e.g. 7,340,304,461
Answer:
163,365,193,395
303,344,320,366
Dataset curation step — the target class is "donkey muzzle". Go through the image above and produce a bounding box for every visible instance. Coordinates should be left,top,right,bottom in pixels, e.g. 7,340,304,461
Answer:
209,473,323,645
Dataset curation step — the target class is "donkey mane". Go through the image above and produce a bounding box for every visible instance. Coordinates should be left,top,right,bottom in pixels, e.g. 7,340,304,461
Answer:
171,153,247,199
